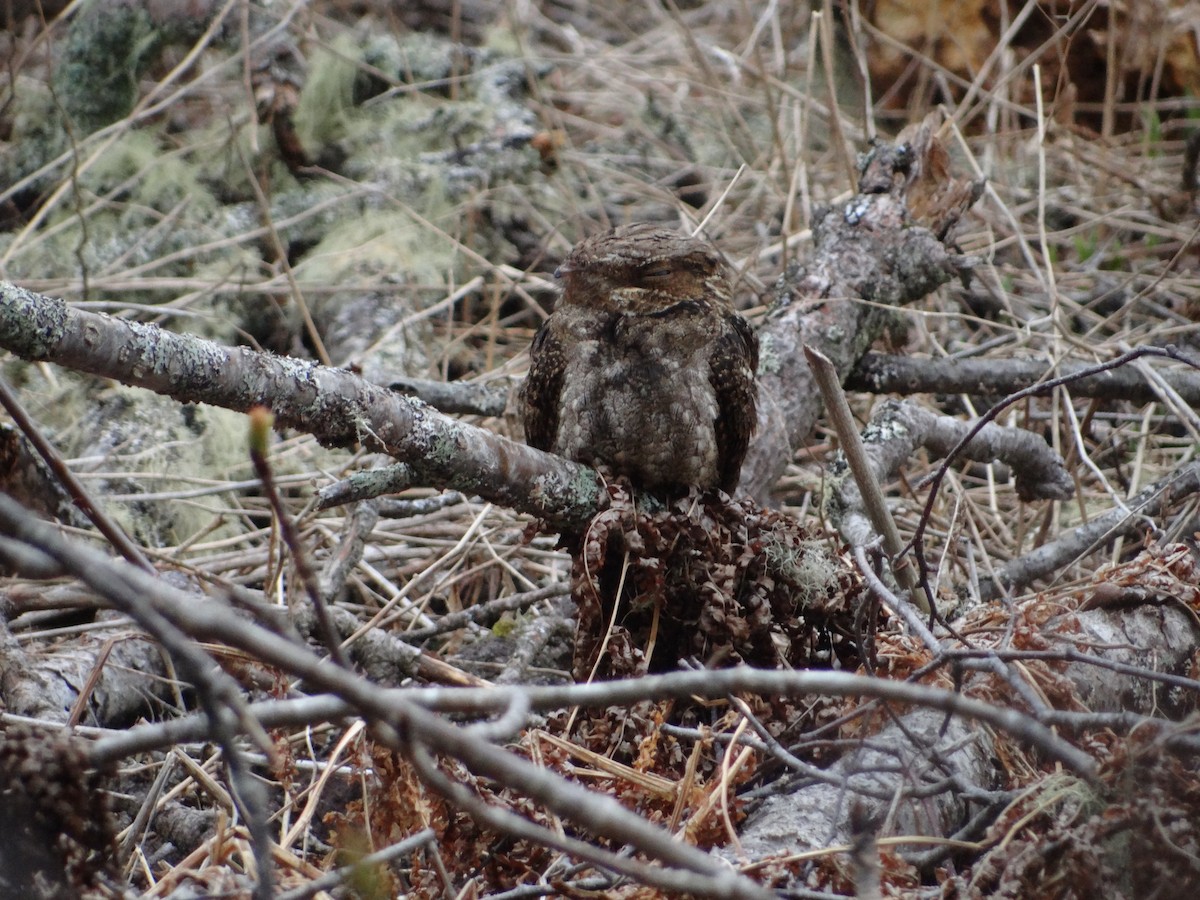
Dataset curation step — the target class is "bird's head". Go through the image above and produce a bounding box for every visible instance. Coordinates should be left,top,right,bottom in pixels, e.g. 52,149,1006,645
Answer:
554,224,733,314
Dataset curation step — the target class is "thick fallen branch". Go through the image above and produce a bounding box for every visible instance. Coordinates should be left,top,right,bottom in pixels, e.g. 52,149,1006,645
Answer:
739,124,981,498
0,281,602,532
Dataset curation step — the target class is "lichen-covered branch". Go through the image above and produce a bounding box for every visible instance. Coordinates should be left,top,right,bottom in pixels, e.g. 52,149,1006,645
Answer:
740,117,983,499
0,282,602,531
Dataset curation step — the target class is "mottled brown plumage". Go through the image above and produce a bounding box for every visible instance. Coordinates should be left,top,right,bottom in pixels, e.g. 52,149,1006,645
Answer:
521,224,758,494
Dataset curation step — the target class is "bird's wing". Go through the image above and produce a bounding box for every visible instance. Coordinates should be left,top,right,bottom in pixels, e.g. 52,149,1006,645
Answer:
521,319,567,453
710,313,759,493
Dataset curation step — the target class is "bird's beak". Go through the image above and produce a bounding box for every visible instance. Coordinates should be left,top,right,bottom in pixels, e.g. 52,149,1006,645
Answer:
553,262,575,279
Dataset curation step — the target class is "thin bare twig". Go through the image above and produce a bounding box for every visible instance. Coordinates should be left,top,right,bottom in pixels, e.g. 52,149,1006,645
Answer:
248,407,348,667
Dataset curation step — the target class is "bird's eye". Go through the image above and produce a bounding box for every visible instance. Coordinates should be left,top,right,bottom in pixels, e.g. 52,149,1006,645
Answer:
640,267,672,279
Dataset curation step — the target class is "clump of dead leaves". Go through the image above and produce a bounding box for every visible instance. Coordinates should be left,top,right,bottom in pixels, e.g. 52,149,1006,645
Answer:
569,480,865,680
0,726,116,895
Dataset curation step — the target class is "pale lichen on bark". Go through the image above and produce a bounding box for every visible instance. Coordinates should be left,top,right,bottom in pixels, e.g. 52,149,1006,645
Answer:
0,283,70,360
